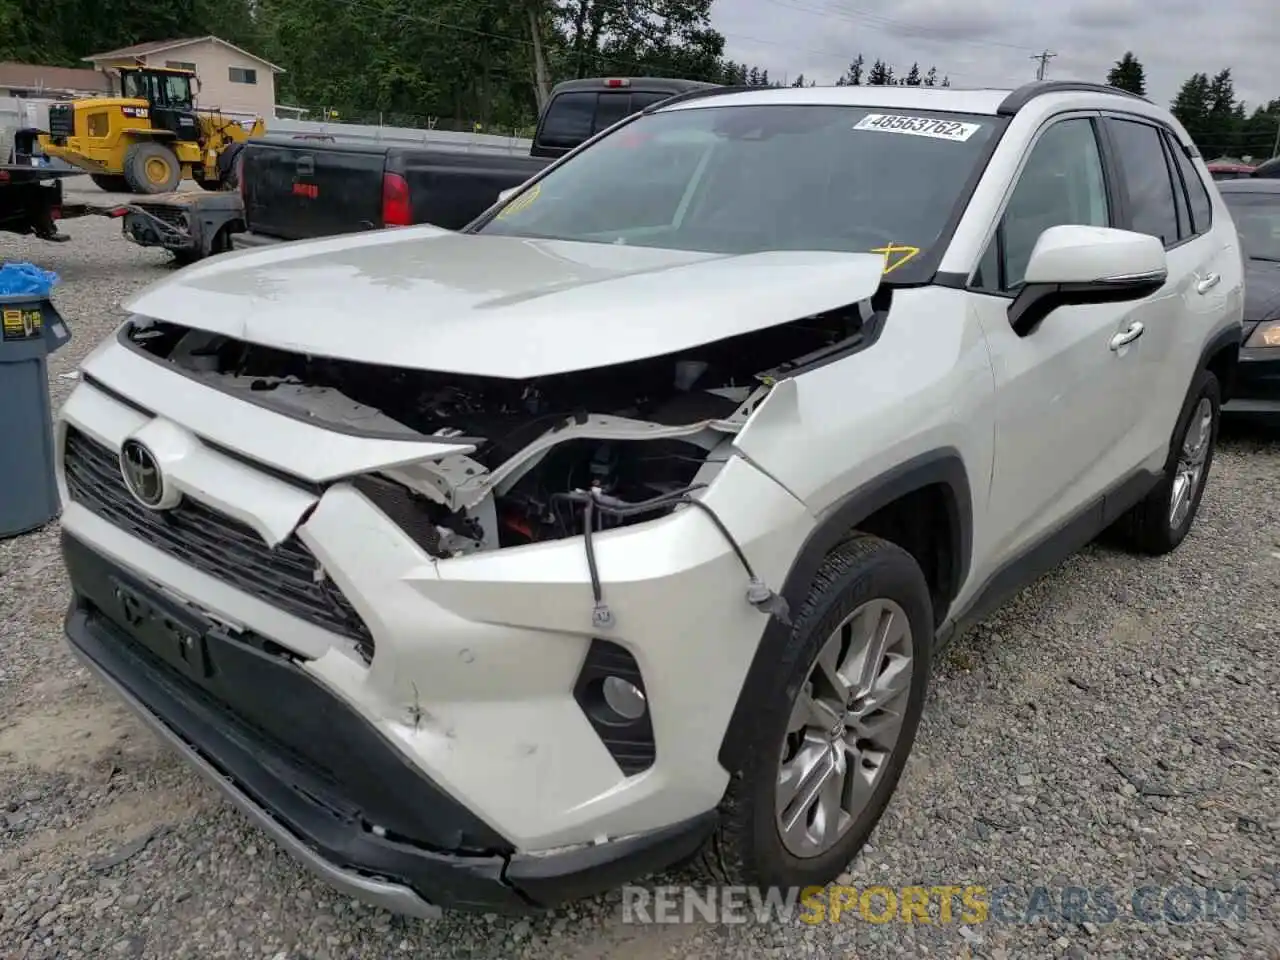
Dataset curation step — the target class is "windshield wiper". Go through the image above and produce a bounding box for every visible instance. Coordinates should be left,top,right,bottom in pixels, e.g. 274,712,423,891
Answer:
1249,255,1280,263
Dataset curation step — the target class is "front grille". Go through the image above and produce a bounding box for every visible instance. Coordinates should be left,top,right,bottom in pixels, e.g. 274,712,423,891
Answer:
62,426,374,660
136,204,186,229
47,104,74,138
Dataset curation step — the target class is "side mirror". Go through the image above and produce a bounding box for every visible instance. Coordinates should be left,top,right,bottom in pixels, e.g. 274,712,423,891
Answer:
497,186,519,203
1009,224,1168,336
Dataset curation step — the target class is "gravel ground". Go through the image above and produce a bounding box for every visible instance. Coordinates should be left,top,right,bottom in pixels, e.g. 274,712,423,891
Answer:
1,215,1277,960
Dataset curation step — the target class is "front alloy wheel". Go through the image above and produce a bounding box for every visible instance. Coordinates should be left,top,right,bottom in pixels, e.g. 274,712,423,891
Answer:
777,598,914,858
698,534,932,890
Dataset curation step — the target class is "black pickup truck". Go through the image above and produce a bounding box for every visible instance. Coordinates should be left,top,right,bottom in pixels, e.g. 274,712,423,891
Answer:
232,76,716,250
0,130,96,243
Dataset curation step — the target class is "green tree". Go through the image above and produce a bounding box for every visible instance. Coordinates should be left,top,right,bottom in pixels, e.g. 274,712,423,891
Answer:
1170,69,1250,157
255,0,754,130
1105,52,1146,96
1206,68,1240,154
1171,71,1212,145
867,58,892,85
923,65,937,87
839,55,864,86
555,0,726,83
903,62,921,86
0,0,258,66
1239,100,1280,161
14,0,780,132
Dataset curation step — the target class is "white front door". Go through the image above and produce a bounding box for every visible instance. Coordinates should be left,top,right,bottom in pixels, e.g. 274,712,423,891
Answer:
967,115,1150,565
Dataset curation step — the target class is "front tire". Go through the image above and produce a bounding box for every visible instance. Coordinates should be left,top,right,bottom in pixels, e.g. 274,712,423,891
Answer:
1115,369,1220,556
700,534,933,890
123,142,181,194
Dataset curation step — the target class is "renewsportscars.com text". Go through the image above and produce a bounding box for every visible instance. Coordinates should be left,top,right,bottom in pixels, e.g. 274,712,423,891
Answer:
621,883,1249,926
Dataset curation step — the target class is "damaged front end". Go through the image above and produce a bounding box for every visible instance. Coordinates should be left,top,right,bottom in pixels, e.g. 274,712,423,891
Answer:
124,289,888,629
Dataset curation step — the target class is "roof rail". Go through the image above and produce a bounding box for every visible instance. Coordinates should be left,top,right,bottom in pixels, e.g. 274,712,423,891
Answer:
642,84,758,113
997,80,1150,116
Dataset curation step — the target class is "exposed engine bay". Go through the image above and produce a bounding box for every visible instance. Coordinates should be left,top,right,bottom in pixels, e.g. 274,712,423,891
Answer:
125,292,885,565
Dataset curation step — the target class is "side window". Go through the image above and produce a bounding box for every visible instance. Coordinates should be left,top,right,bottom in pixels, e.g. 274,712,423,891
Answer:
1166,132,1214,234
1161,134,1192,242
1107,118,1181,247
539,92,596,149
978,117,1110,292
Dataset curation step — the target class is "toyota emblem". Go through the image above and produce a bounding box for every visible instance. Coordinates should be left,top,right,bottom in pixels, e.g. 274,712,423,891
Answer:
120,439,167,509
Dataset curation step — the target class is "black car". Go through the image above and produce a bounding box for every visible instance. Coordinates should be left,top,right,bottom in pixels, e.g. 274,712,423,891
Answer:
1252,156,1280,179
1219,178,1280,418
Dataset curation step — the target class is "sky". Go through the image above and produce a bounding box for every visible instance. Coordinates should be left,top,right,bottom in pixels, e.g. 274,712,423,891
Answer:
711,0,1280,112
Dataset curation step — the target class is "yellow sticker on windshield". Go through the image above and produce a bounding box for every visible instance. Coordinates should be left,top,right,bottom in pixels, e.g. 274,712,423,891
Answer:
497,182,540,219
870,243,920,274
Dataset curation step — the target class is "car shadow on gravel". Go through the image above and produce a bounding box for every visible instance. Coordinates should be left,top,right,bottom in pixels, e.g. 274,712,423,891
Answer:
1219,414,1280,450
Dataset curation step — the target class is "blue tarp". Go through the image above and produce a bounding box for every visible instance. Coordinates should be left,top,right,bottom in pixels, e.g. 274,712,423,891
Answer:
0,262,60,298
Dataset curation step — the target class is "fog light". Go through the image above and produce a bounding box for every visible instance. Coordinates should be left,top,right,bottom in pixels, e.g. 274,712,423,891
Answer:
602,676,647,720
573,639,656,775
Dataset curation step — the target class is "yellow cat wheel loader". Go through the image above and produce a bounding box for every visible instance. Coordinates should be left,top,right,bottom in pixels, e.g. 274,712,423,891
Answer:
38,65,265,195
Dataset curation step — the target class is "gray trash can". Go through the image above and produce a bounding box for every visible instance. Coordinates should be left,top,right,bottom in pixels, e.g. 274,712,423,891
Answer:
1,294,71,537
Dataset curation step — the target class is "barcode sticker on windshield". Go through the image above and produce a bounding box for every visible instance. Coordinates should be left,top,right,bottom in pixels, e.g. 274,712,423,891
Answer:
853,114,981,142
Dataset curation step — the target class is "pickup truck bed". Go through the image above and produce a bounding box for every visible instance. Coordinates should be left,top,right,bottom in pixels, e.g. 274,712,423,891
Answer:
237,137,549,247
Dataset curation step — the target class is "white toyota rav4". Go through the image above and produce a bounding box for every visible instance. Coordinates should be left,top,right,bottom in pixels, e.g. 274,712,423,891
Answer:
56,80,1243,915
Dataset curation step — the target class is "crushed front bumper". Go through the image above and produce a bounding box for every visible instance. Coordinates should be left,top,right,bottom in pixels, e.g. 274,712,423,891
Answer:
62,532,717,915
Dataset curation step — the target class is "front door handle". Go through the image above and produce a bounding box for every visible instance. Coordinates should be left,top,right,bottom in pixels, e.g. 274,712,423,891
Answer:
1196,273,1221,294
1109,321,1145,351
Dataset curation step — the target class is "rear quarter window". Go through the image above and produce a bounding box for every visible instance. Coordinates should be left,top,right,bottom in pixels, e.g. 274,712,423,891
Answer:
1167,136,1214,234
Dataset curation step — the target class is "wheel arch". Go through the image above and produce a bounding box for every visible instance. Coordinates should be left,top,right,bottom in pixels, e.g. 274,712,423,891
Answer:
717,448,972,773
1200,323,1242,403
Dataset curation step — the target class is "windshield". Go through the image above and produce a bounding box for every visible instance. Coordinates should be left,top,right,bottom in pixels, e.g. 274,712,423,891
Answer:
478,104,999,277
1224,192,1280,262
163,74,192,105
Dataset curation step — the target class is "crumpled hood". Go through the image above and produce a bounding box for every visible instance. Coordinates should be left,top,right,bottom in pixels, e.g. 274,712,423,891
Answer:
124,225,888,378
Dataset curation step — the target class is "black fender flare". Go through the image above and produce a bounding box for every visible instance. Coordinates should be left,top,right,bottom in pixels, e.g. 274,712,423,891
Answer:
716,448,972,772
1198,322,1243,401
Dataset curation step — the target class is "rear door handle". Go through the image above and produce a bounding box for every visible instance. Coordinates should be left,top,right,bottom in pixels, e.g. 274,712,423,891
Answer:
1195,273,1221,294
1109,321,1145,351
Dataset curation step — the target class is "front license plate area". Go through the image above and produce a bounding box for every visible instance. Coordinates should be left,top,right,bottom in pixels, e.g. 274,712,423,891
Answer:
106,577,215,681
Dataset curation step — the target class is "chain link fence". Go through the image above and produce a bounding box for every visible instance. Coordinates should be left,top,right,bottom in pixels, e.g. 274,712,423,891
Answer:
274,105,537,140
